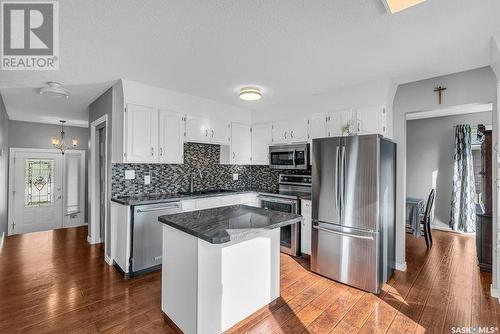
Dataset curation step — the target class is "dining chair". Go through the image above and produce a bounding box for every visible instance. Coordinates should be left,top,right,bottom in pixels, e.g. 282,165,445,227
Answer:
421,189,435,247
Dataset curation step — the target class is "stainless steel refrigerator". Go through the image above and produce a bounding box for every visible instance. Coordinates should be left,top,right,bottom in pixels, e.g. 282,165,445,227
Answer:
311,134,395,294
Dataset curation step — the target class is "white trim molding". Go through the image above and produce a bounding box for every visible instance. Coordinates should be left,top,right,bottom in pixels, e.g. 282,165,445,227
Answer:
89,114,109,246
406,102,493,120
0,232,5,251
395,261,407,272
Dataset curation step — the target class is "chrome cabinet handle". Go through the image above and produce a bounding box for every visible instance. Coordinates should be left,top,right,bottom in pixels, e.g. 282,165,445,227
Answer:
290,131,294,138
205,129,208,137
151,147,154,156
233,152,235,159
159,147,163,156
211,129,214,138
284,131,287,139
313,226,374,240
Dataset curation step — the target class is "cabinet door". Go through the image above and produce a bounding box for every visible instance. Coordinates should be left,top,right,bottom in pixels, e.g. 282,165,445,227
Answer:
251,123,272,165
158,110,184,164
271,120,289,144
196,197,222,210
185,115,211,143
356,106,386,136
309,113,328,139
288,118,309,143
328,109,355,137
231,123,252,165
125,103,157,162
210,120,230,145
301,200,312,255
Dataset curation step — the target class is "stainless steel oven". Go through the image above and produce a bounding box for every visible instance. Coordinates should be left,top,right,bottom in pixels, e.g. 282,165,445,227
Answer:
258,195,300,256
269,144,310,170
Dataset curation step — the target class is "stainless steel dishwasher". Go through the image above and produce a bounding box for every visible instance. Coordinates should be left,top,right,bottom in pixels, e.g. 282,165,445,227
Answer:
131,201,181,275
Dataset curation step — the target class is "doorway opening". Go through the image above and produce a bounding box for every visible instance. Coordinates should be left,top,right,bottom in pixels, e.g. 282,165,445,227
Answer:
89,115,110,263
405,104,493,271
8,148,86,235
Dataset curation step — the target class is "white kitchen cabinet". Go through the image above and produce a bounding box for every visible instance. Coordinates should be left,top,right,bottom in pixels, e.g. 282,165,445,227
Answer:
310,113,328,139
356,106,387,136
328,109,355,137
230,123,252,165
210,120,231,145
181,199,197,212
124,103,158,162
185,115,212,143
158,110,184,164
288,118,310,143
271,121,289,144
272,118,309,144
300,199,312,255
251,123,273,165
185,114,230,145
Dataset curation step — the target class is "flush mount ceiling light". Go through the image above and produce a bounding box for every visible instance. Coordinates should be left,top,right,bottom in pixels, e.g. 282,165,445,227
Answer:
39,82,70,99
381,0,426,13
239,87,262,101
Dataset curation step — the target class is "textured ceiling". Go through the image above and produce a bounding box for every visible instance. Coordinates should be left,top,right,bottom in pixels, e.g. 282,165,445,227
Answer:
1,0,499,125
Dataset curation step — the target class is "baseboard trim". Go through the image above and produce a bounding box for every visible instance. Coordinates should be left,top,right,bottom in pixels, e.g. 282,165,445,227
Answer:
87,235,102,244
395,261,407,272
105,255,113,266
490,284,500,300
0,232,5,252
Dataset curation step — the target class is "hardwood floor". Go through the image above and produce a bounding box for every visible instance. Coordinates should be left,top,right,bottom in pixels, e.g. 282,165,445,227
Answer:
0,226,497,333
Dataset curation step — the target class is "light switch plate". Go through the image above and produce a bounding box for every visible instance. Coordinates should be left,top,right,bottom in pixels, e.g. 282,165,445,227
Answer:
125,170,135,180
232,173,239,181
144,175,151,185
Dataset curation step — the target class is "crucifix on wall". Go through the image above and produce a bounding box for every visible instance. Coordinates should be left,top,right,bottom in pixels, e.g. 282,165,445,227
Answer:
434,85,447,104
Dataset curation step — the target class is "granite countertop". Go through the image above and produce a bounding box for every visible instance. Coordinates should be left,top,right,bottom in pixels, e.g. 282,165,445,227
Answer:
158,204,302,244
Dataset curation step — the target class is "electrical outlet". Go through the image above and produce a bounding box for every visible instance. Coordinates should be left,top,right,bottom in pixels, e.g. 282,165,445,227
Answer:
124,170,135,180
232,173,239,181
144,175,151,185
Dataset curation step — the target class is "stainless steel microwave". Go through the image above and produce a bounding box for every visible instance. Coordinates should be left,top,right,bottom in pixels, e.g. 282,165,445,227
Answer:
269,144,310,169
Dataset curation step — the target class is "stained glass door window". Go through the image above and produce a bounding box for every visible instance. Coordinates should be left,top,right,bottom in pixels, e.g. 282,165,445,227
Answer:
25,159,55,207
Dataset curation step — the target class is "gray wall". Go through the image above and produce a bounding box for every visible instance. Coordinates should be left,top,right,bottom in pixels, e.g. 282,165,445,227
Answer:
8,120,90,222
0,95,8,235
406,112,492,229
393,66,498,268
88,87,113,249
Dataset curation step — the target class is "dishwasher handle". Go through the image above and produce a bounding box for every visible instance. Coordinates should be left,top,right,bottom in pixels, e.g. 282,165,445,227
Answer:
136,203,181,213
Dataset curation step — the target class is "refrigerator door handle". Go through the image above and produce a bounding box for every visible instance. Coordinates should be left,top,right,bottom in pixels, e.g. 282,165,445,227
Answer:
340,145,346,219
335,146,340,211
313,225,374,240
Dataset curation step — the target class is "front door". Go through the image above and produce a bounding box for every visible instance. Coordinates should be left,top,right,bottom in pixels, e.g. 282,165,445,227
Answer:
11,152,63,234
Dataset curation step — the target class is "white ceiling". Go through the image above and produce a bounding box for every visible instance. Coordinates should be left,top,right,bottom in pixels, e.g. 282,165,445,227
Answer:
1,0,499,126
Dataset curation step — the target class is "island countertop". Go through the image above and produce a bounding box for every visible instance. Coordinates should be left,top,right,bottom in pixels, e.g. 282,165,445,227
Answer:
158,204,302,244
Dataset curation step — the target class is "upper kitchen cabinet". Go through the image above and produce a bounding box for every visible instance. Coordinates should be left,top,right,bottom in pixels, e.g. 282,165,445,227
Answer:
230,123,252,165
124,103,158,163
356,106,387,136
185,114,230,145
309,109,355,139
271,118,309,144
251,123,273,165
328,108,356,137
310,113,328,139
158,110,184,164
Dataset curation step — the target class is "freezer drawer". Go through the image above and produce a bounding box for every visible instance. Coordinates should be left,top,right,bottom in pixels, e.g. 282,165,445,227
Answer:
311,222,380,293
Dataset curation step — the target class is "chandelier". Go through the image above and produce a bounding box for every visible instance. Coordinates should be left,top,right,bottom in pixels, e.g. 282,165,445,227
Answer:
52,120,78,154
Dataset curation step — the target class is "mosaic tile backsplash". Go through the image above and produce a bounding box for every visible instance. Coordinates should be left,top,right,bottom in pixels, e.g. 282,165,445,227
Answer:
112,142,310,197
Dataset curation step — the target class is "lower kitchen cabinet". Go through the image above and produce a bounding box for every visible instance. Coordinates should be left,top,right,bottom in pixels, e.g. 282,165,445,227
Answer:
301,199,312,255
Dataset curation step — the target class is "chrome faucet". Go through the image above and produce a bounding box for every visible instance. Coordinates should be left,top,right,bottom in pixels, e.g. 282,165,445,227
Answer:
189,169,203,192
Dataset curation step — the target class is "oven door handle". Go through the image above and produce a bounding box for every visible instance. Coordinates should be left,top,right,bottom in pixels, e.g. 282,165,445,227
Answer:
257,195,298,206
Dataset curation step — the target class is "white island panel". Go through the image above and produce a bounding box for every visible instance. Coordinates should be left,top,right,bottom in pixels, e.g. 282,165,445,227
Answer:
162,225,281,334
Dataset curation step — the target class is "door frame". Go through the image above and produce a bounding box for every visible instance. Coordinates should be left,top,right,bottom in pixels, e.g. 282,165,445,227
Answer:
89,115,109,260
8,148,86,236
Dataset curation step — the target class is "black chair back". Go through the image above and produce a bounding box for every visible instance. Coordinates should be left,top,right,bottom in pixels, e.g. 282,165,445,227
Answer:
424,189,435,222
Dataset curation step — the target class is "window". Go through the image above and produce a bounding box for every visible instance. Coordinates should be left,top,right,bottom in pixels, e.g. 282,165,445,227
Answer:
25,159,55,207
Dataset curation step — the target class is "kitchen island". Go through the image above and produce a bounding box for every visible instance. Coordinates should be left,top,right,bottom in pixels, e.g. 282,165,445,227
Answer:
158,204,302,334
